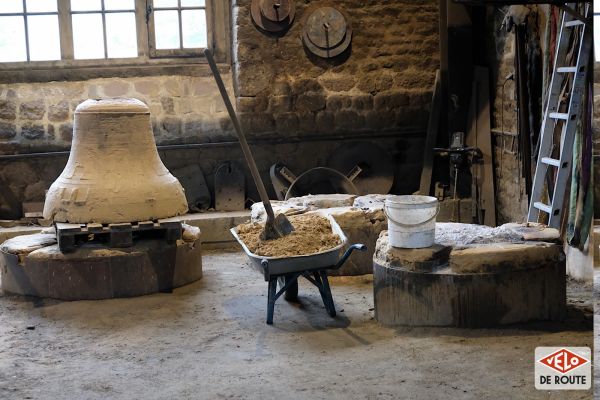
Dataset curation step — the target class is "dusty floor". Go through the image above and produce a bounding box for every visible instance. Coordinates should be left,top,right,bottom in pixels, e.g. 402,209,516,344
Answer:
0,248,593,400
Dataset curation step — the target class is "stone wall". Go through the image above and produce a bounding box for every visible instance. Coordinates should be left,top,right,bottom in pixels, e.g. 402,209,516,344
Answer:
487,5,549,224
232,0,439,137
0,73,235,154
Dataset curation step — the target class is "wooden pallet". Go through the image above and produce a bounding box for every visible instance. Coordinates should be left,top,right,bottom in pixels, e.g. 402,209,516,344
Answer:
55,218,182,252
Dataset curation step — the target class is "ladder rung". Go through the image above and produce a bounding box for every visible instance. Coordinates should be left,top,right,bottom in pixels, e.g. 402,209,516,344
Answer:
534,202,553,214
549,112,569,120
557,66,577,73
541,157,561,167
565,20,584,27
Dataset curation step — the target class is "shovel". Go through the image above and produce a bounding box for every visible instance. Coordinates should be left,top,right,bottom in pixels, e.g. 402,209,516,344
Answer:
204,49,294,240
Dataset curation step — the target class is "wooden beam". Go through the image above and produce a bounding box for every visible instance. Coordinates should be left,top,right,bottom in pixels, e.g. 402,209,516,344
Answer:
419,70,441,196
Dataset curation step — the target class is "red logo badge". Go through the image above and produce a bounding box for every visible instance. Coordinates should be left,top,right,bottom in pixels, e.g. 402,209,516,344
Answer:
538,348,589,374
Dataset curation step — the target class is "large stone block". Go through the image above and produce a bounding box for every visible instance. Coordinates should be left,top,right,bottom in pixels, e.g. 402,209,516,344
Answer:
0,99,16,120
0,121,17,139
48,101,70,122
21,124,45,140
373,224,567,327
0,232,203,300
102,81,131,97
20,100,45,120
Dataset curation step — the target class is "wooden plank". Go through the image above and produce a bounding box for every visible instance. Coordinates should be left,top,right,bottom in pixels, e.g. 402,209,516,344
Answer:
466,66,496,226
418,70,441,196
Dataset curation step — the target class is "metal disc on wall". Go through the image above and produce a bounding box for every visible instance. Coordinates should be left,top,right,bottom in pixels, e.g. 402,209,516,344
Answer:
302,6,352,58
251,0,295,33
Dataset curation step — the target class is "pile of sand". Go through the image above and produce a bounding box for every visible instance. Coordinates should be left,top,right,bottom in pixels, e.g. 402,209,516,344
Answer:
236,214,342,257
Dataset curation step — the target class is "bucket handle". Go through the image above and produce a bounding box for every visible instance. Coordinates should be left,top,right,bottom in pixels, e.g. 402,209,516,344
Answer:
383,203,440,227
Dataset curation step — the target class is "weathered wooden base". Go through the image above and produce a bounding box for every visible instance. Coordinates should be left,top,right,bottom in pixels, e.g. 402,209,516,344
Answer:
0,234,202,300
373,261,566,327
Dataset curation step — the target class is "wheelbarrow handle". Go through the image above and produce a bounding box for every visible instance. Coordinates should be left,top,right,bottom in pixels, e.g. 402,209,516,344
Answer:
332,244,367,270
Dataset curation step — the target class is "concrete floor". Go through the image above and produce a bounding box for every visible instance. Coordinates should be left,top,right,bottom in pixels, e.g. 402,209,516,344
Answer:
0,248,593,400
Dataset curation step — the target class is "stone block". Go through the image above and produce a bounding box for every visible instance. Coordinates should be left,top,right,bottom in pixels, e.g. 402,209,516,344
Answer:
319,207,387,275
161,97,175,114
272,81,291,96
0,99,16,120
295,93,326,113
47,124,55,139
237,96,265,113
164,79,182,96
274,113,299,133
450,242,564,274
373,228,567,327
269,96,292,113
0,235,203,300
373,231,451,272
176,211,250,244
374,91,410,110
21,124,45,140
184,119,204,136
161,117,182,136
365,110,395,130
102,81,131,97
20,100,45,120
334,110,365,131
134,80,160,96
356,73,394,95
48,101,70,122
0,121,17,139
319,76,356,92
287,194,357,209
297,112,316,133
315,111,335,133
290,78,323,95
351,95,374,111
326,95,352,112
59,123,73,142
236,64,273,96
241,113,274,134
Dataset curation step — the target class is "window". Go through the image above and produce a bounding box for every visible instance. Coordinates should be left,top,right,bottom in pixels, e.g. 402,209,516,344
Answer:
0,0,61,62
148,0,208,57
0,0,225,69
71,0,137,60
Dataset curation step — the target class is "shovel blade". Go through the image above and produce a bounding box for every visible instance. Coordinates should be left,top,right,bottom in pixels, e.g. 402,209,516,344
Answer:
260,213,295,241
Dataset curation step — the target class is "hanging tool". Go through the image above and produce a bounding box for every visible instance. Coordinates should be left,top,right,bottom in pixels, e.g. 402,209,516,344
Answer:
204,49,294,240
527,3,592,229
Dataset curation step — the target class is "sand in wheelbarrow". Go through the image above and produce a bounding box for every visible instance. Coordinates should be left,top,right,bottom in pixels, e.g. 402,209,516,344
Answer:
236,214,342,257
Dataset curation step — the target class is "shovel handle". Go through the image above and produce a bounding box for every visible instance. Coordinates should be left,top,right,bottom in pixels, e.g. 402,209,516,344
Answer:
204,49,275,222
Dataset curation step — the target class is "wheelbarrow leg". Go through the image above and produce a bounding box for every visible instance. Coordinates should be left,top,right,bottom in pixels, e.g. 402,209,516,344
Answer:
278,275,299,302
316,270,336,317
267,278,277,325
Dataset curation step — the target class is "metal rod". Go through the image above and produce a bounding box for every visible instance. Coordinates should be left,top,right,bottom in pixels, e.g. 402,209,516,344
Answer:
203,48,276,222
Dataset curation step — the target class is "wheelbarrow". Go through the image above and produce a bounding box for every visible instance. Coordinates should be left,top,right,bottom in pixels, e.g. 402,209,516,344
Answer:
231,215,366,324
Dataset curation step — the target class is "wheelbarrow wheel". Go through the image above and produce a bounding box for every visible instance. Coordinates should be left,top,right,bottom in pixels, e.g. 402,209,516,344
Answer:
278,275,298,302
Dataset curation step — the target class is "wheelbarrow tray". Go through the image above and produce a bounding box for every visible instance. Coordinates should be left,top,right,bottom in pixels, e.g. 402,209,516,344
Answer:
230,214,348,279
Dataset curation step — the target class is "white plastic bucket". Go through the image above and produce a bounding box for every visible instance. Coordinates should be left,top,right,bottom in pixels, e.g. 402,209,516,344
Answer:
384,195,439,248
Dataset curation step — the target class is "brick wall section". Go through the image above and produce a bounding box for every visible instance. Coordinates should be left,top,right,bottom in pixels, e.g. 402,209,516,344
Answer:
0,75,235,154
232,0,439,138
